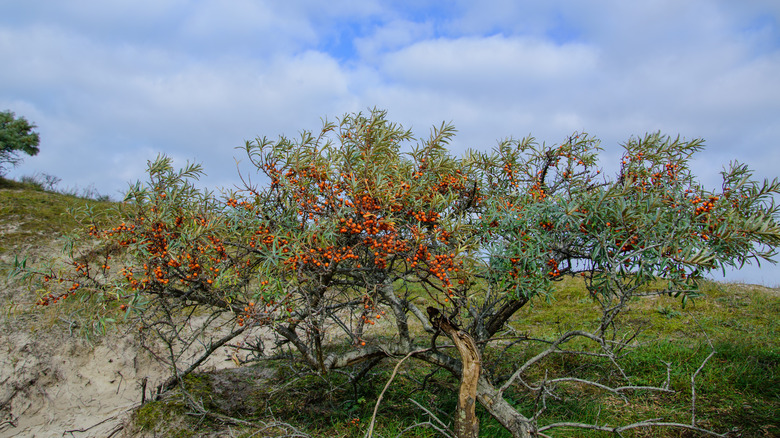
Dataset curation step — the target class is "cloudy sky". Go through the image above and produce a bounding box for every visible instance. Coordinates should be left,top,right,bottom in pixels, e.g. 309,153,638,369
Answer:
1,1,779,285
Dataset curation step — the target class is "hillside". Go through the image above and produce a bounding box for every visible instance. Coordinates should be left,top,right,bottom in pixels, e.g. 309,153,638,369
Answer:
1,184,778,437
0,184,164,437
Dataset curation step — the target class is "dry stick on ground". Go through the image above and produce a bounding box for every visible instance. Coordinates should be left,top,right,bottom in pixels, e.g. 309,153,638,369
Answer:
400,398,455,438
365,347,436,438
0,416,17,430
691,316,717,427
536,420,727,437
0,389,20,412
62,413,125,437
178,383,311,437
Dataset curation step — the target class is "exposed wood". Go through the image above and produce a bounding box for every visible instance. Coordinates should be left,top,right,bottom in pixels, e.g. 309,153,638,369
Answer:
427,307,480,438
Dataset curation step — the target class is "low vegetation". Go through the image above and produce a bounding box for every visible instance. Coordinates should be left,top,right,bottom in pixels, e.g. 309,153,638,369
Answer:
121,279,778,437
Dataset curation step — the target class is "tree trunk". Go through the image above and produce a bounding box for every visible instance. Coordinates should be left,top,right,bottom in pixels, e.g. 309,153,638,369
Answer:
485,297,529,338
427,307,480,438
476,375,533,438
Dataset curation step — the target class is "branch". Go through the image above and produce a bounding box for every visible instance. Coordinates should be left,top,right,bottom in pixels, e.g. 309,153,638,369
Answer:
179,382,312,437
537,419,726,437
407,398,453,436
379,280,412,351
484,297,529,338
366,348,432,438
159,323,249,393
62,414,124,436
498,330,601,395
408,301,435,333
274,324,319,369
323,344,405,370
692,316,717,426
543,377,675,401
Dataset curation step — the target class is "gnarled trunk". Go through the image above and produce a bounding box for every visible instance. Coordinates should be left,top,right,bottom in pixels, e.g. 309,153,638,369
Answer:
428,306,535,438
476,375,533,438
427,307,480,438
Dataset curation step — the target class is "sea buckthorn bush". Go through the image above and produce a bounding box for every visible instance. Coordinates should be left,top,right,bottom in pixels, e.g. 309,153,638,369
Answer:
15,109,780,438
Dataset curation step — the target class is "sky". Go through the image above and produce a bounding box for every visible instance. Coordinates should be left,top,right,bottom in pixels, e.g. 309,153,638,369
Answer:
1,1,779,285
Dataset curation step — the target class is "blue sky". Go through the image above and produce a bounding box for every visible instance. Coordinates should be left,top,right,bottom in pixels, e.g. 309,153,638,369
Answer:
1,0,779,285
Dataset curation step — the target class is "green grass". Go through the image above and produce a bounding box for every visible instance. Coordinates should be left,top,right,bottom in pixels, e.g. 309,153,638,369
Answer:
0,180,114,254
134,362,464,437
0,175,43,191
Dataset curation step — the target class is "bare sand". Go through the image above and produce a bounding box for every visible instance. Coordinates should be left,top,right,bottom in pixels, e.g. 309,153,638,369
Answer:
0,325,166,438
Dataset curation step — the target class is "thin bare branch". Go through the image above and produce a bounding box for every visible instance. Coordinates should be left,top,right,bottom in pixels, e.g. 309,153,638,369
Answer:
544,377,675,400
365,348,432,438
692,316,717,426
408,398,453,433
498,330,601,395
538,419,727,437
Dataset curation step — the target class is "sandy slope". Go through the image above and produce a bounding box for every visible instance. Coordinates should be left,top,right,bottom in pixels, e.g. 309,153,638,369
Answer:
0,322,167,438
0,191,166,437
0,274,245,438
0,238,242,436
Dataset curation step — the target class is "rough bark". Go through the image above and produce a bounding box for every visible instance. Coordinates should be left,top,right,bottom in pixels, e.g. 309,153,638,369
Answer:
427,307,481,438
380,280,412,351
484,297,529,338
476,375,533,438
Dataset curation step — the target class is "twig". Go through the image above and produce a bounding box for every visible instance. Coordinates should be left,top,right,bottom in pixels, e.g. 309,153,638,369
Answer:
365,348,431,438
140,377,148,404
692,317,717,426
0,414,18,430
106,424,124,438
61,414,118,436
537,419,727,437
182,384,311,437
115,371,123,395
692,348,716,426
158,323,249,393
543,377,675,401
498,330,601,395
0,389,20,411
407,398,453,436
662,360,672,390
395,421,453,438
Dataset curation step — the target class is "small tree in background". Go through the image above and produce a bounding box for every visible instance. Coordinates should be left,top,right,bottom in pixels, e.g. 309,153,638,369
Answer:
0,110,40,175
16,109,780,438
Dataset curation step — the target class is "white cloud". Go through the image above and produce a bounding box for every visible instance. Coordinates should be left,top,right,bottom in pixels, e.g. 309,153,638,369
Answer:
354,19,434,62
0,17,358,194
178,0,318,56
381,35,597,89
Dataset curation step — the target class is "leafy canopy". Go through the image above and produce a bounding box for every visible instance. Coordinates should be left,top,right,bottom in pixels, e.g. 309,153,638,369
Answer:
22,108,780,335
0,110,41,174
